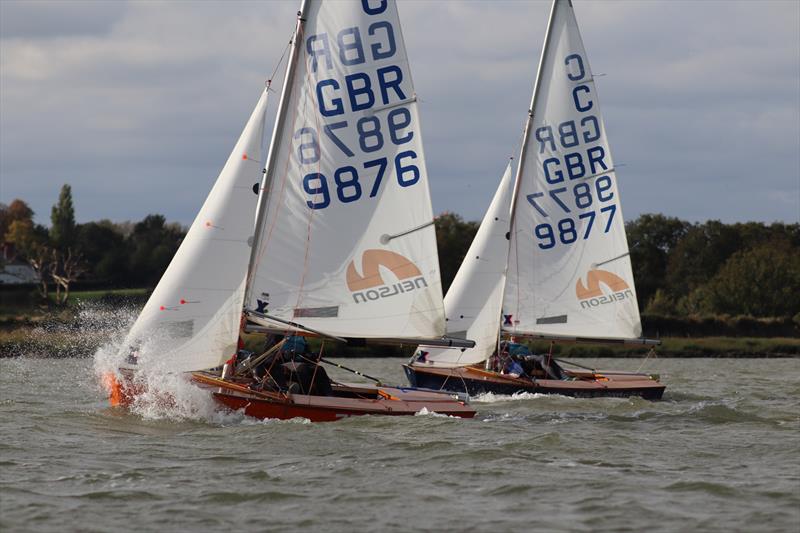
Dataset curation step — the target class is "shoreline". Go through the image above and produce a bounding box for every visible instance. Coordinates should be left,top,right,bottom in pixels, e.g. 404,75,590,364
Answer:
1,325,798,359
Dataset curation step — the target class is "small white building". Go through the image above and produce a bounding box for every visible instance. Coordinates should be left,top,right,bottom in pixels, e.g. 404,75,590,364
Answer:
0,261,40,284
1,243,40,285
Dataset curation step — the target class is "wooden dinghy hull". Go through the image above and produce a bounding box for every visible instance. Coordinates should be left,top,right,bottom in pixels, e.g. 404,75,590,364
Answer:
403,364,665,400
191,372,476,422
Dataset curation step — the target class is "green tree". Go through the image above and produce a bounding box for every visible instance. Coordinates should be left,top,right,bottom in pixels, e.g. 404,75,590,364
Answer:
435,212,478,293
731,221,800,250
625,214,690,310
643,288,678,315
76,220,128,283
696,240,800,317
665,220,741,300
50,184,76,251
127,214,184,286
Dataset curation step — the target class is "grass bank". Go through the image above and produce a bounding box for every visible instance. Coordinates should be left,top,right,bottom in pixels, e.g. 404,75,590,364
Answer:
527,337,800,358
0,288,148,328
2,289,798,358
0,287,147,357
263,336,799,358
3,330,799,359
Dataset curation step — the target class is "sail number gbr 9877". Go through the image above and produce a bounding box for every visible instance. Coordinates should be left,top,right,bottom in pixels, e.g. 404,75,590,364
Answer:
293,0,421,211
527,52,617,250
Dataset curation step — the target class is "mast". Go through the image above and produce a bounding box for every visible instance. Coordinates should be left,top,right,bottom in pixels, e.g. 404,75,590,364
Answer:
503,0,560,339
507,0,560,233
244,1,310,305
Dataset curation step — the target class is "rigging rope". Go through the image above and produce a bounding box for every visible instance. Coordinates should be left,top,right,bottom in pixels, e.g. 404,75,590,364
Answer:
267,28,296,88
636,346,657,374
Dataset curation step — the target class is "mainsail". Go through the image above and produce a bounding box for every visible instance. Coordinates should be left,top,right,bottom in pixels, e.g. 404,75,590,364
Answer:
419,0,642,369
415,163,514,367
504,0,642,340
121,89,270,371
245,0,445,339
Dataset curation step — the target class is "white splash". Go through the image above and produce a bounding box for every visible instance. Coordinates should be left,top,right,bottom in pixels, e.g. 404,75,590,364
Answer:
414,407,456,418
92,324,316,425
472,391,553,403
127,370,222,422
90,303,234,424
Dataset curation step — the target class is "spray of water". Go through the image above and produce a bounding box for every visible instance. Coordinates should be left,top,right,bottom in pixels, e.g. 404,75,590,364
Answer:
414,407,458,419
86,302,236,423
472,391,552,403
6,301,139,359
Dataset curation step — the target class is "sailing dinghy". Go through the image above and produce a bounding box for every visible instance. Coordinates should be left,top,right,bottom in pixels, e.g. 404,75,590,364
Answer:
106,0,475,421
404,0,665,400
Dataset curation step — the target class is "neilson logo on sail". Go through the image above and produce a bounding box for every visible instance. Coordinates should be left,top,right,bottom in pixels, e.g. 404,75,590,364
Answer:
575,269,633,309
346,249,428,304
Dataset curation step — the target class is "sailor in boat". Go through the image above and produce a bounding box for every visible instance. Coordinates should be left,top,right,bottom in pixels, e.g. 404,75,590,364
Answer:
246,335,333,396
493,339,568,381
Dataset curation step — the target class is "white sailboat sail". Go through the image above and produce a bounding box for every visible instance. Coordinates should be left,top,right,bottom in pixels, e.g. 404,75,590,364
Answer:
503,0,641,341
415,163,514,367
245,0,445,340
121,88,270,371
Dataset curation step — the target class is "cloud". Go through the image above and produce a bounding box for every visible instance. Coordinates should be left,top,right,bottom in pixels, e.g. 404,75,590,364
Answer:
0,0,127,39
1,0,798,226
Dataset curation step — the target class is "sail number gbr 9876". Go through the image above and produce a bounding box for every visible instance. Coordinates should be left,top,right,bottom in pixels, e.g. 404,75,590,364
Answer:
527,52,618,250
293,0,420,211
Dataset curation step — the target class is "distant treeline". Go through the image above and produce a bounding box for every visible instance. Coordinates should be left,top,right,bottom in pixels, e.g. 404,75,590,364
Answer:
2,190,183,293
2,190,799,325
435,212,800,321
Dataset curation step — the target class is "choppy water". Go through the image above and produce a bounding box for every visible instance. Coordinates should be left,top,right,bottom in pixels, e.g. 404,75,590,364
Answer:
1,356,798,532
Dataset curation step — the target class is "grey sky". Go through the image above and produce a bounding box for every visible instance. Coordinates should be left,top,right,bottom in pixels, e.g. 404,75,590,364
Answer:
1,0,798,227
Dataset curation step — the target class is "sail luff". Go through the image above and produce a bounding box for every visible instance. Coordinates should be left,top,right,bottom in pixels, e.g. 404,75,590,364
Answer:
507,0,560,233
244,2,311,306
505,0,560,336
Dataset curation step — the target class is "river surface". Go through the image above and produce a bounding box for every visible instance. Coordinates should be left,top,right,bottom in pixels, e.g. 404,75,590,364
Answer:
1,357,798,532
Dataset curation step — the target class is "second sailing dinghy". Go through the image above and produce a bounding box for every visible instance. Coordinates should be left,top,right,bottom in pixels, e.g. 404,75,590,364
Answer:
107,0,475,421
404,0,665,400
